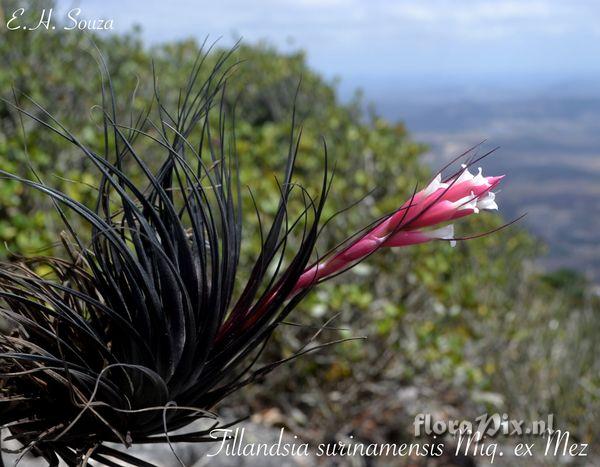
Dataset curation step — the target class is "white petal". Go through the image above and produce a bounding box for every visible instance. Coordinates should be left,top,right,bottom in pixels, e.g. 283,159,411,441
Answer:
477,191,498,210
455,165,474,183
426,224,455,240
456,166,490,188
423,173,448,197
472,167,488,187
454,192,479,213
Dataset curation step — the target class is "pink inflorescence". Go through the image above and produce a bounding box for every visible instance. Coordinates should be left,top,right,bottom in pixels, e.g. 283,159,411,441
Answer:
293,165,503,292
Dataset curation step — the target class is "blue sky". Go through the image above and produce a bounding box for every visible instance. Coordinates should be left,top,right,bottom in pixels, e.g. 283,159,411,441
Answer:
58,0,600,94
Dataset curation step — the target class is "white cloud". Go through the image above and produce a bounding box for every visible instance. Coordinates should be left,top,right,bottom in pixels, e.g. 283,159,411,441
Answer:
388,0,552,23
64,0,600,78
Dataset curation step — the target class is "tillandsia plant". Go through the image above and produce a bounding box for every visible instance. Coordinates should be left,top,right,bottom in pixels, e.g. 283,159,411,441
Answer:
0,48,508,467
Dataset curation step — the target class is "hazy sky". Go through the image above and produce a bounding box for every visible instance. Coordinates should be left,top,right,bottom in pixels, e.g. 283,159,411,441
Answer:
58,0,600,93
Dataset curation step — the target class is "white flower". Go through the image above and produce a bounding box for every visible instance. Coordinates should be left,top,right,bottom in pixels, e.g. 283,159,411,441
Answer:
423,173,449,197
476,191,498,211
456,165,490,187
426,224,456,247
454,192,480,213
